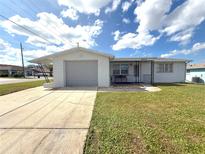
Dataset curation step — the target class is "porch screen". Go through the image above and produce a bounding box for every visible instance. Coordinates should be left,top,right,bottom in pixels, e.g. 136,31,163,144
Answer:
113,64,120,75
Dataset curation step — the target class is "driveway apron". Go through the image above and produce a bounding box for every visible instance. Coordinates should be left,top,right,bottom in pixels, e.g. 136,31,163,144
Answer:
0,87,97,154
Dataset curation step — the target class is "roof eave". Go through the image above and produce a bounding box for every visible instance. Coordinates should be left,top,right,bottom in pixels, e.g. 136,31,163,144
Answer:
187,67,205,69
111,58,191,62
29,47,114,64
29,56,53,64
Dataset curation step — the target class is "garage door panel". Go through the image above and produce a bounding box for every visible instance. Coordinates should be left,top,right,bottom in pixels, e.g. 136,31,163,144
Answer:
66,61,98,86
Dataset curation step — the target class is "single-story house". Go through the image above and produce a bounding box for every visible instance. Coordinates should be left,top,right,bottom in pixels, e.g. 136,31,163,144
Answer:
26,65,52,77
30,47,190,88
0,64,23,77
186,64,205,83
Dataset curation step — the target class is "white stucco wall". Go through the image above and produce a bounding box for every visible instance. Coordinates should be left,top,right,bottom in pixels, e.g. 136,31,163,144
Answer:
186,69,205,83
53,59,65,87
52,49,110,87
154,62,186,83
98,57,110,87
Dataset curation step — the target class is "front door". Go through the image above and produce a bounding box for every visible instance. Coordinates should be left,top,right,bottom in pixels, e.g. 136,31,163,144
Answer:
134,63,140,82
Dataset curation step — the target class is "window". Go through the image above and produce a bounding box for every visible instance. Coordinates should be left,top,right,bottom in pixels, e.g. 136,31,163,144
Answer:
113,64,120,75
157,63,173,73
120,64,129,75
187,70,190,73
158,64,164,73
112,64,129,75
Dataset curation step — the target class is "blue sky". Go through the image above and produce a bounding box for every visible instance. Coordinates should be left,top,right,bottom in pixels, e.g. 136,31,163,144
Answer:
0,0,205,65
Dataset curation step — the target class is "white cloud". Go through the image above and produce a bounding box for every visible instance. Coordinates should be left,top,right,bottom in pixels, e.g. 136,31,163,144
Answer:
112,0,205,50
163,0,205,35
58,0,111,16
169,28,193,45
61,7,79,20
121,1,132,12
112,30,121,41
0,38,64,65
122,18,130,24
135,0,143,5
0,13,104,65
0,38,76,65
134,0,172,33
0,38,24,65
161,42,205,58
0,38,11,50
162,0,205,44
105,0,121,14
112,31,160,50
0,12,103,48
112,0,169,50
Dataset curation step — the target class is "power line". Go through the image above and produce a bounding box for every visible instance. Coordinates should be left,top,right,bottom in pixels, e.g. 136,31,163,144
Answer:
0,2,63,44
0,1,86,47
9,0,70,44
4,0,77,46
0,14,57,45
22,0,77,46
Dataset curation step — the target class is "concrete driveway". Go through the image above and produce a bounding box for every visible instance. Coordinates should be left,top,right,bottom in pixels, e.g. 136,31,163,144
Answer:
0,87,97,154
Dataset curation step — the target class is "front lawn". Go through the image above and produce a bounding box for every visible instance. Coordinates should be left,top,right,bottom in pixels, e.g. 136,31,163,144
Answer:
84,84,205,154
0,80,45,96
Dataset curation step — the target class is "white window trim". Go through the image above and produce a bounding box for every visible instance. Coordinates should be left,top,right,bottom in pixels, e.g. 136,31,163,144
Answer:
157,63,173,73
113,63,129,75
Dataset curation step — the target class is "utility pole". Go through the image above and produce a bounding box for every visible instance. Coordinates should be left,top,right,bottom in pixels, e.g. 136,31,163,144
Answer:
20,42,25,78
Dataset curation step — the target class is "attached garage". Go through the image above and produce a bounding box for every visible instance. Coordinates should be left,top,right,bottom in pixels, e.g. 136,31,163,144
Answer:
30,47,113,88
65,60,98,86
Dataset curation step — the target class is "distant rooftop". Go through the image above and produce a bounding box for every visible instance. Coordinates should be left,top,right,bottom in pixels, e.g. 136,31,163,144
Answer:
187,64,205,69
0,64,22,68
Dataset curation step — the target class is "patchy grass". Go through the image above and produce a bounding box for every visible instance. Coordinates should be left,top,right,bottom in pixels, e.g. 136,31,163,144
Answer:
84,84,205,154
0,80,45,96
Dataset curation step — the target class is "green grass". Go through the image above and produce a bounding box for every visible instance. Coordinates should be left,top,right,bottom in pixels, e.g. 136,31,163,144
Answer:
0,80,45,96
84,84,205,154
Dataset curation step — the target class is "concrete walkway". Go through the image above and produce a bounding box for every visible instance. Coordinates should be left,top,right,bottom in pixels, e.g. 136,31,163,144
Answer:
143,84,161,92
0,87,97,154
98,84,161,92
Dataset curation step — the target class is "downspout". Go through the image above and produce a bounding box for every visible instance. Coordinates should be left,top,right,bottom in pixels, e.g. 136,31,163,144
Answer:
109,60,111,86
109,57,114,87
151,61,154,84
184,62,187,83
152,61,154,84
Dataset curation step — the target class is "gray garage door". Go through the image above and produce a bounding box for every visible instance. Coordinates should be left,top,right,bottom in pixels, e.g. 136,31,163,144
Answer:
66,61,98,86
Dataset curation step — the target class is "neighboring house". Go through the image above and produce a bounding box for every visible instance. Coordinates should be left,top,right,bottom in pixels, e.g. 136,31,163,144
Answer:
0,64,23,77
25,65,51,77
186,64,205,83
0,64,51,78
30,47,190,88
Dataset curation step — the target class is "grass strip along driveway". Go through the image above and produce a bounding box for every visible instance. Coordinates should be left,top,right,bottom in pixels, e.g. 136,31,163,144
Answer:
84,84,205,154
0,80,45,96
